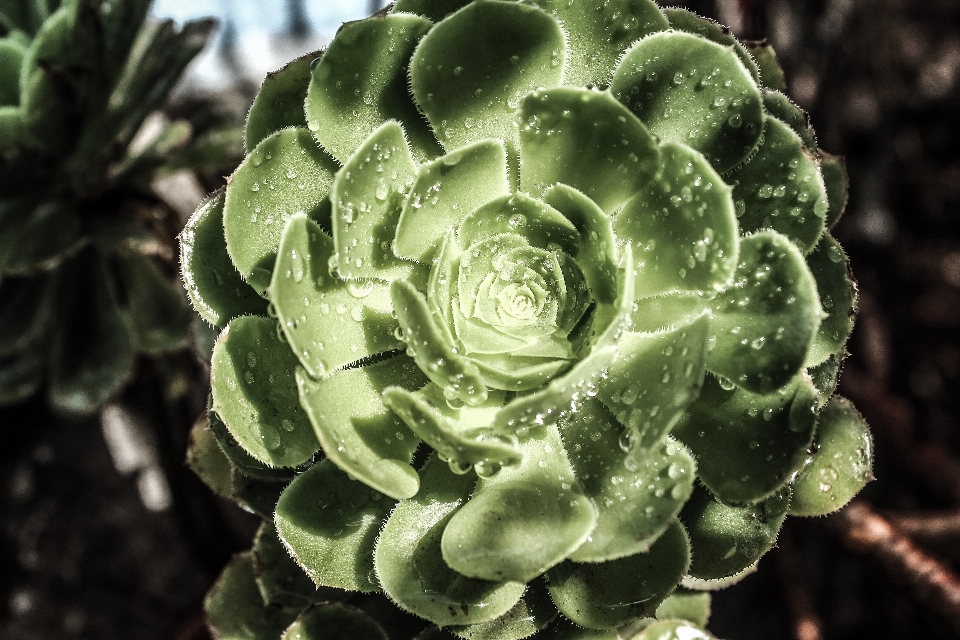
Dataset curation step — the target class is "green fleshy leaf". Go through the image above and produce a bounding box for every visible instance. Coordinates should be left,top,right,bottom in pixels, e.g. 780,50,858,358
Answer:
457,193,579,257
282,603,390,640
551,620,619,639
728,116,828,252
763,90,817,153
517,87,661,214
662,8,760,86
204,553,296,640
18,8,75,153
49,251,134,414
543,184,618,305
629,293,708,334
116,254,193,354
231,470,288,520
743,41,787,92
597,316,709,451
186,411,236,501
790,396,873,516
0,271,55,358
654,589,710,627
392,0,473,22
0,36,25,106
382,386,521,469
180,190,269,328
410,0,565,152
804,233,857,367
391,278,489,406
679,566,757,592
529,0,668,88
207,410,297,482
819,151,849,229
629,619,715,640
275,459,395,592
296,355,424,501
547,521,690,629
614,141,738,299
245,50,317,152
612,31,764,174
442,423,597,583
673,373,818,503
448,579,557,640
809,350,843,407
272,215,402,378
680,484,789,580
708,231,821,394
254,522,349,610
353,593,432,640
0,199,81,274
0,342,44,405
563,397,696,563
0,104,26,148
394,139,510,263
223,127,338,293
306,13,439,164
210,315,320,468
375,453,526,626
332,121,424,281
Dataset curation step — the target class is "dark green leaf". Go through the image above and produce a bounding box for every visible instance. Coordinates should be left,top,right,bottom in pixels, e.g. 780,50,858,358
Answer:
204,553,296,640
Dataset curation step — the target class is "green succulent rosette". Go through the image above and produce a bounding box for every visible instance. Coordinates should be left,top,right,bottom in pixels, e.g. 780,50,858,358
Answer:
0,0,241,413
184,1,872,637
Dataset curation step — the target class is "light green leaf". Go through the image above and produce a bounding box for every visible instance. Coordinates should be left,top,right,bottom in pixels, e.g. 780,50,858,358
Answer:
629,293,708,335
809,350,843,407
673,373,818,503
375,453,526,626
612,31,764,174
382,386,521,470
790,396,873,516
391,278,489,406
447,579,557,640
410,0,565,152
253,522,349,609
562,396,696,563
282,604,390,640
223,127,338,293
597,316,710,450
804,233,857,367
680,484,789,580
245,50,317,152
332,120,423,282
275,459,395,592
296,355,425,501
180,190,268,328
306,13,439,163
204,553,296,640
728,116,828,252
271,215,402,378
663,8,760,85
547,521,690,629
628,619,716,640
529,0,668,88
442,423,597,583
210,315,320,468
654,589,710,628
543,184,619,305
819,150,849,229
763,90,817,154
394,139,510,263
392,0,473,21
457,193,579,256
708,231,821,394
614,141,738,299
518,87,661,214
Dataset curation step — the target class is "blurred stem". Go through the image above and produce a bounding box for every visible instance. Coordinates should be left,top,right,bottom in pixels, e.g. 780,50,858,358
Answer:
827,501,960,635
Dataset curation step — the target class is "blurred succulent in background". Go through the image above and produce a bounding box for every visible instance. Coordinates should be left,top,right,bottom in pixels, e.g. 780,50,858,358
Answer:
183,0,872,637
0,0,242,413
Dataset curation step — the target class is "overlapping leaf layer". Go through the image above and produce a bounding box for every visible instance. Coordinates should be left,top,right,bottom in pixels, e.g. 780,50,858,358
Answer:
184,1,872,638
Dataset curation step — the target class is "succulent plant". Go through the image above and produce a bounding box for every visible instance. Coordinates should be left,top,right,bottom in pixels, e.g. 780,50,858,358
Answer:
0,0,239,413
183,0,872,637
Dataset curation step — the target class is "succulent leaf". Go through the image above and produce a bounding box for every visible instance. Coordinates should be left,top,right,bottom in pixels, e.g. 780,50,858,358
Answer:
804,233,857,367
790,396,873,516
662,8,760,85
547,520,690,629
205,553,297,640
654,589,711,627
275,460,395,592
282,603,391,640
246,50,317,152
446,579,557,639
